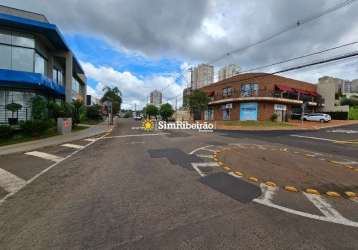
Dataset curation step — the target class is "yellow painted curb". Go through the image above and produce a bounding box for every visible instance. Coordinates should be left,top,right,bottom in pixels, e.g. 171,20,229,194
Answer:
223,166,231,171
234,171,243,176
328,160,341,165
354,168,358,172
326,191,341,197
218,162,224,166
248,177,258,182
285,186,299,192
345,165,354,169
344,191,357,198
213,157,218,162
265,181,277,187
305,189,320,195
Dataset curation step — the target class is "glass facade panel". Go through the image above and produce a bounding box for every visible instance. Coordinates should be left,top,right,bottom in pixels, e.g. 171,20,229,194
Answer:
12,32,35,48
12,47,34,72
35,53,46,75
0,29,11,44
0,44,11,70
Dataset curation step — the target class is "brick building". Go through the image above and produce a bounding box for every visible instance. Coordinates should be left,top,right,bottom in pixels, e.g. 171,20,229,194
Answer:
199,73,322,122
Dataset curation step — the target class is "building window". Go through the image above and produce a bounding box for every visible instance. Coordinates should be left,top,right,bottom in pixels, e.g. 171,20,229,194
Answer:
12,47,34,72
53,68,64,86
0,30,49,75
35,53,47,75
241,83,258,97
223,87,233,97
204,108,214,121
0,44,11,70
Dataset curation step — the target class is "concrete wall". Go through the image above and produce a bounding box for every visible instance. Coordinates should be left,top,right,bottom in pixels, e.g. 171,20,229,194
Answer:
0,5,48,23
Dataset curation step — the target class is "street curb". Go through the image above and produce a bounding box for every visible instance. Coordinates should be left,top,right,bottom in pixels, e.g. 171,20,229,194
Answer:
0,123,114,156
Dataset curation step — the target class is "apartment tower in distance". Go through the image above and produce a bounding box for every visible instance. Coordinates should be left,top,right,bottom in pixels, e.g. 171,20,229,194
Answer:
191,64,214,89
218,64,241,81
150,90,162,107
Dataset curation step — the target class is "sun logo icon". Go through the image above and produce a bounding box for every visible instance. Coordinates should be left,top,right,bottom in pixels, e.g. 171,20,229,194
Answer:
142,119,154,131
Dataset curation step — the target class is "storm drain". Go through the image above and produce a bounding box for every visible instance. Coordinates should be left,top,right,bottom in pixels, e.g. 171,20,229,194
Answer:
199,172,261,203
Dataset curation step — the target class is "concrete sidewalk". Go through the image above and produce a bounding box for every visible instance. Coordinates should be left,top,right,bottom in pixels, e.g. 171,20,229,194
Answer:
0,121,112,156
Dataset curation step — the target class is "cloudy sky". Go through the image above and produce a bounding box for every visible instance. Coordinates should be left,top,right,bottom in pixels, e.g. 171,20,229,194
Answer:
2,0,358,109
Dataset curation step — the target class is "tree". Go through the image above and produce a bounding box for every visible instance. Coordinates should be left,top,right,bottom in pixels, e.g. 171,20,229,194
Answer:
188,90,210,120
144,104,159,118
72,99,84,124
6,103,22,118
31,95,48,120
101,86,122,115
86,104,103,121
159,103,174,121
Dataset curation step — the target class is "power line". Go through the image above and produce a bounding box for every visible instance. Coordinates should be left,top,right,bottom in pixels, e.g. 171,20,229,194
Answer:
241,40,358,73
208,0,358,64
141,0,358,105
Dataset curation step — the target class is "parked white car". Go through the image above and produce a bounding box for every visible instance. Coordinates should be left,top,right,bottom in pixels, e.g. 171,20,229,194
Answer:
303,113,331,123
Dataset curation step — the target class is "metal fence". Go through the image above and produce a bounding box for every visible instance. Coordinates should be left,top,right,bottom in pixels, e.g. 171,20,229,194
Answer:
0,105,32,124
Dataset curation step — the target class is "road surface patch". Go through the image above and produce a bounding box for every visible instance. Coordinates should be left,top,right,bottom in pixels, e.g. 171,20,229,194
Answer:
0,168,26,193
214,144,358,199
199,172,261,203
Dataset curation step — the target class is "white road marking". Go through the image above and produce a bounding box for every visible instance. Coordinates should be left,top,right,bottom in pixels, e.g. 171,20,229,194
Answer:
303,193,345,219
61,143,84,149
290,134,338,143
196,154,214,159
104,133,169,139
25,151,64,163
191,162,218,177
329,161,358,165
228,172,243,178
253,184,358,228
0,168,26,193
0,131,110,206
189,145,214,155
349,197,358,203
84,138,97,142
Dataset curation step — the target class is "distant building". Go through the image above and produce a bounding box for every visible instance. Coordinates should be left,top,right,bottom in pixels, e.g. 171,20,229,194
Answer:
86,95,99,106
317,76,357,112
191,64,214,89
150,90,162,107
218,64,241,81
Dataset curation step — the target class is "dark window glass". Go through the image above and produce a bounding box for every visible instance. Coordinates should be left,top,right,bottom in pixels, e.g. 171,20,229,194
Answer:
12,32,35,48
0,30,11,44
12,47,34,72
0,44,11,70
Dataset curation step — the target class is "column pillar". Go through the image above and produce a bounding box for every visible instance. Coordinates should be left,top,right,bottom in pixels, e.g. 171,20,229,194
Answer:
47,54,54,80
65,52,73,103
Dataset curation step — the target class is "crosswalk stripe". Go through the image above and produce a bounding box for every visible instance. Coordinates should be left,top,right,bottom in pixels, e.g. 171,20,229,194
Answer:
84,138,97,142
25,151,64,163
303,193,346,219
196,154,214,159
0,168,26,193
61,143,84,149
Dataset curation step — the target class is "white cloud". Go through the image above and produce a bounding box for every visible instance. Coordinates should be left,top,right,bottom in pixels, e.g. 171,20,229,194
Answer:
82,62,186,110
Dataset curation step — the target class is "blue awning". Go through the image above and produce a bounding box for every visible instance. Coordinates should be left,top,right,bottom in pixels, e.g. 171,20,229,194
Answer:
0,69,65,95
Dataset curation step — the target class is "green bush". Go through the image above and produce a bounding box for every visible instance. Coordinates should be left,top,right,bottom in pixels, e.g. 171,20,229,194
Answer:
31,95,48,120
270,113,278,122
20,120,54,136
86,104,102,120
349,107,358,120
0,125,13,139
123,111,132,118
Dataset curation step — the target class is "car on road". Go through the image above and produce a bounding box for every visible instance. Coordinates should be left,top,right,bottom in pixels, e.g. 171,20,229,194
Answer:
303,113,331,122
134,115,143,121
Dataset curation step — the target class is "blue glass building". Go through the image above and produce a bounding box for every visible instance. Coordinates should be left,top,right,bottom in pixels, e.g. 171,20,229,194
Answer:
0,5,86,124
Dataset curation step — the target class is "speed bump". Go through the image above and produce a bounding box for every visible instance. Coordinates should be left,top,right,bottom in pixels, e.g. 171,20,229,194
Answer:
248,177,258,182
285,186,298,192
265,181,277,187
234,171,243,176
344,191,357,198
305,189,320,195
223,166,231,171
326,191,341,197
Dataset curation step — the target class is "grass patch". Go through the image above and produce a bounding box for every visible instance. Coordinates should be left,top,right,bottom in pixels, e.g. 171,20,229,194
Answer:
349,107,358,120
80,119,103,125
0,128,58,147
219,120,293,127
72,125,89,132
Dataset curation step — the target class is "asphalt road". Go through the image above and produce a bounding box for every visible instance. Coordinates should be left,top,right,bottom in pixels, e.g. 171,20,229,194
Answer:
0,119,357,249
